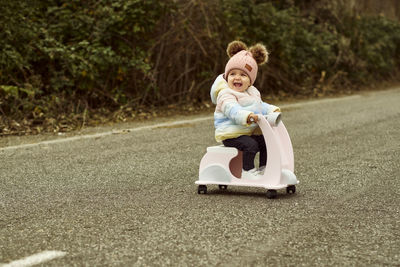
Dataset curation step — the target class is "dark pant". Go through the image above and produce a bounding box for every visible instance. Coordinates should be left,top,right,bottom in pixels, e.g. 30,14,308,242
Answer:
222,135,267,171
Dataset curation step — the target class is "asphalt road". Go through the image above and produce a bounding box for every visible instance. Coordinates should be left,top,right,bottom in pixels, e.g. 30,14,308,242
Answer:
1,88,399,266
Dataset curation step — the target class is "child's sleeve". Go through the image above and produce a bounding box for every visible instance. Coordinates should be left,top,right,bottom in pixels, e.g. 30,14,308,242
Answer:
261,102,281,115
217,90,252,126
248,86,280,115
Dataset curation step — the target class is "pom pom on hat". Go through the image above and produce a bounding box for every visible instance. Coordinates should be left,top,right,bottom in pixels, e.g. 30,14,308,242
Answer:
226,41,248,58
249,43,269,65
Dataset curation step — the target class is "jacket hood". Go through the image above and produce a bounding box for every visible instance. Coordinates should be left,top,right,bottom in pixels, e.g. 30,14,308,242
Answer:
210,74,228,104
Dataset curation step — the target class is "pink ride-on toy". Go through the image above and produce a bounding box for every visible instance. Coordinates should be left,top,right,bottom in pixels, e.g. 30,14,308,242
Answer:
195,112,299,199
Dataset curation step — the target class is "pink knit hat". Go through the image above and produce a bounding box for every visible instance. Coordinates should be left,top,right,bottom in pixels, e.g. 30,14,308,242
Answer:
224,41,269,85
224,50,258,85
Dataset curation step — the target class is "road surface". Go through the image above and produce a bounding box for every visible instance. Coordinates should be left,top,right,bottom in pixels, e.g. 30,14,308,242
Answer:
1,88,399,266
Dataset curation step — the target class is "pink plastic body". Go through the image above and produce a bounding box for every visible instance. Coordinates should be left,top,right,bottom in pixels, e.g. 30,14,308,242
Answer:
196,113,298,190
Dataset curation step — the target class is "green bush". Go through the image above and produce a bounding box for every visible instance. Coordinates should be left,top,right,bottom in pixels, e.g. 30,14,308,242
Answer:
222,1,339,94
348,15,400,80
1,0,400,135
1,0,168,133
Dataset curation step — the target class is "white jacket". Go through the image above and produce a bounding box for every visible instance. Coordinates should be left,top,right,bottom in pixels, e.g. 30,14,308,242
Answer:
210,74,280,142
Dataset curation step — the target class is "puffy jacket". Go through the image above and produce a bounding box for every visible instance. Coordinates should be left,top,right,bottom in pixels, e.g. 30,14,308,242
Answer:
210,74,280,142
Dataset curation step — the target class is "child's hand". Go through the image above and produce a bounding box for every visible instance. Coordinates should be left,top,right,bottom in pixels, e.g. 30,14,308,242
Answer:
247,113,259,124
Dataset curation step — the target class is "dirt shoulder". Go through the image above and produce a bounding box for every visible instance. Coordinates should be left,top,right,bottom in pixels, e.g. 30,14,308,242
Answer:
1,84,398,149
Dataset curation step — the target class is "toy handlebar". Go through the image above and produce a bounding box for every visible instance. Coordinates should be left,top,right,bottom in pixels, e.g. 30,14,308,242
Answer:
258,112,281,127
266,112,282,126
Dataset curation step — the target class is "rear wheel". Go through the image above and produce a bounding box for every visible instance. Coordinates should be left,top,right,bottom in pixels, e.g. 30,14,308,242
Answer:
198,185,207,194
266,189,277,199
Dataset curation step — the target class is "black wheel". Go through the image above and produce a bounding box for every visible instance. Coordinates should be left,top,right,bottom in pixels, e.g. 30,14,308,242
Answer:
266,189,277,199
198,185,207,194
219,185,228,190
286,185,296,194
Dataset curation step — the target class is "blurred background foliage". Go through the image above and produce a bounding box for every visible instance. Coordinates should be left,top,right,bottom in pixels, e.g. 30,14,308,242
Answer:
1,0,400,135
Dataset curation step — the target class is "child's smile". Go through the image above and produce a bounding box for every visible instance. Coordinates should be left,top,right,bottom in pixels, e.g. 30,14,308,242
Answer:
227,69,251,92
233,81,243,88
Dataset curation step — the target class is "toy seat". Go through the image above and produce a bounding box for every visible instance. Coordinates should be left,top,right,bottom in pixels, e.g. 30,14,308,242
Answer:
199,145,242,181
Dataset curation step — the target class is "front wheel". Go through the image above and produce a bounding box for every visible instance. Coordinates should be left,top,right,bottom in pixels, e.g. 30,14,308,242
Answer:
286,185,296,194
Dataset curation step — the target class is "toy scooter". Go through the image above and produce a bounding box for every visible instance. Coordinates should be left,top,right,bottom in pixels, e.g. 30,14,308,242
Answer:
195,112,298,199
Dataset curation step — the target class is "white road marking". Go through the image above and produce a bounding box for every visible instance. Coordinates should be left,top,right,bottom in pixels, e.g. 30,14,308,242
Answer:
0,117,211,151
1,251,67,267
0,94,361,152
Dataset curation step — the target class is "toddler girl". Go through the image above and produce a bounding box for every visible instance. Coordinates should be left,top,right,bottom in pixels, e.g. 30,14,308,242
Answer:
210,41,280,180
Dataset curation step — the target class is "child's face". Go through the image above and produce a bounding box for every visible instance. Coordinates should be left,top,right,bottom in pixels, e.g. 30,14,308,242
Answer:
227,69,251,92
